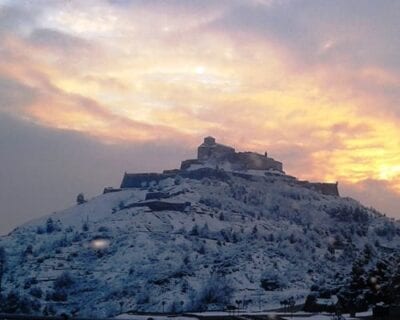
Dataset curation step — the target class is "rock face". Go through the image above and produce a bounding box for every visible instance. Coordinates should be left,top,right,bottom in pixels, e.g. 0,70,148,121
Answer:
0,167,399,317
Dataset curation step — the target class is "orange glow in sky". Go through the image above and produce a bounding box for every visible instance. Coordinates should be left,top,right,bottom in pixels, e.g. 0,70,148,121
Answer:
0,0,399,215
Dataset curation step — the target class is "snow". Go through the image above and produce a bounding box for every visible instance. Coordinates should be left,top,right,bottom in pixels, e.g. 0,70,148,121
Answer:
117,315,198,320
281,309,373,319
282,316,331,320
0,168,399,317
316,295,338,306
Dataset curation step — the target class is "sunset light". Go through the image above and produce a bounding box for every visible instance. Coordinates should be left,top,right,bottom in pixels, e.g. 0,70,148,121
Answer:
1,1,400,318
0,0,399,231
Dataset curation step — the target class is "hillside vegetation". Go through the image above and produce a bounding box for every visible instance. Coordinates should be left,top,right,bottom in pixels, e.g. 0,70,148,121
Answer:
0,168,399,317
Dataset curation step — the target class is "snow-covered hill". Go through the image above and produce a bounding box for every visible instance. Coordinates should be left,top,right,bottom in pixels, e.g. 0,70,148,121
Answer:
0,168,399,317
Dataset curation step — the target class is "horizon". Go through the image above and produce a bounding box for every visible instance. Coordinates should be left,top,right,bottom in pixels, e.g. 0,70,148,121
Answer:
1,0,400,234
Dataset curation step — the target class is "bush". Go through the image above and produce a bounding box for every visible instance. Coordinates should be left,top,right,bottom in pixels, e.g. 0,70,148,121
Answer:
303,294,317,312
260,269,287,291
29,287,43,298
24,245,33,256
43,304,56,316
51,288,67,301
190,225,199,236
76,193,87,205
98,226,109,232
46,218,56,233
198,245,206,254
199,196,222,209
82,221,89,232
190,276,232,311
53,272,74,289
23,277,38,289
0,291,35,314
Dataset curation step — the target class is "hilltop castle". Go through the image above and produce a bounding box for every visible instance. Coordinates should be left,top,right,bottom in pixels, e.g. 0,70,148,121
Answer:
181,136,283,172
117,136,339,196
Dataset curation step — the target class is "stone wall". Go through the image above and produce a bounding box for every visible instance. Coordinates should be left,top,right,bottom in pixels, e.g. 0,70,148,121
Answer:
309,182,339,196
120,137,338,196
236,152,283,171
120,172,174,188
197,141,235,161
297,181,339,196
180,159,203,170
121,168,231,189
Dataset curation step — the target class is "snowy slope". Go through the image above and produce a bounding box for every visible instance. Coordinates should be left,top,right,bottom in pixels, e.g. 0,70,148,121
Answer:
0,168,399,317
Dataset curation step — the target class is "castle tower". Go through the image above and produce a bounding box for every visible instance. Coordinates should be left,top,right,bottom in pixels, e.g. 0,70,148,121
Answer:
204,136,216,145
197,136,235,161
197,136,216,160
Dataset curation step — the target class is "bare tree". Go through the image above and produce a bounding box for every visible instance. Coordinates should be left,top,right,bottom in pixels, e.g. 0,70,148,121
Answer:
76,193,87,205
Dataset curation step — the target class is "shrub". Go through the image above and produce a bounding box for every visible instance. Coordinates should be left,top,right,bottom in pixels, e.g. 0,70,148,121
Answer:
303,294,317,312
190,276,232,311
43,304,56,316
174,176,183,185
199,196,222,209
53,272,74,289
51,288,67,301
198,245,206,255
24,245,33,256
36,226,45,234
136,292,150,304
76,193,87,205
98,226,109,232
190,225,199,236
260,269,287,291
82,221,89,232
0,291,34,314
23,277,38,289
29,287,43,298
46,218,56,233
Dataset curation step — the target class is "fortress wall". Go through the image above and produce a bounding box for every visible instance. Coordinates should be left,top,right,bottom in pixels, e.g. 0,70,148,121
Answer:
120,173,173,188
235,152,283,171
308,182,339,196
121,168,232,189
265,158,283,171
197,145,212,160
198,143,235,161
180,159,203,170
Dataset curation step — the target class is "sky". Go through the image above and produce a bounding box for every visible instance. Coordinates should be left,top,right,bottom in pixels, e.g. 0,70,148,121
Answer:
0,0,399,235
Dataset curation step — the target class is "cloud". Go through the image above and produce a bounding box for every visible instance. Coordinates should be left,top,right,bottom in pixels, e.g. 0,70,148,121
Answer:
29,28,91,53
0,114,192,235
0,0,399,226
341,179,400,217
0,75,37,111
0,4,40,34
